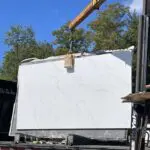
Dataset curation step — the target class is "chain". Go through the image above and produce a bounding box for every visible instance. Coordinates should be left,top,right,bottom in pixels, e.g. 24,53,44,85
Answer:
69,29,74,53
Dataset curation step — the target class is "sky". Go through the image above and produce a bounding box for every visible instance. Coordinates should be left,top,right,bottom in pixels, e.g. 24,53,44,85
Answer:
0,0,142,64
130,0,142,12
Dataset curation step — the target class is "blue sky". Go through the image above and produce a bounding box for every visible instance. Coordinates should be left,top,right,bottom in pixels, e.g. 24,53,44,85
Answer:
0,0,140,64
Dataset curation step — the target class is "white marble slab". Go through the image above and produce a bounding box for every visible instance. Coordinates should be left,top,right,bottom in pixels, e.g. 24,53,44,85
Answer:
16,50,132,130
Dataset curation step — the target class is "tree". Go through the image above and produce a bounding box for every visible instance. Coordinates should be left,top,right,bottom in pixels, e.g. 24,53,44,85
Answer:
4,25,36,64
35,42,54,59
123,11,139,47
89,3,129,50
52,23,92,55
55,47,68,56
5,25,35,46
1,25,53,80
1,51,18,80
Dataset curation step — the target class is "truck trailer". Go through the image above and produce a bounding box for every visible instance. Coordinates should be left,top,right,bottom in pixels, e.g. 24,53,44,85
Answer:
7,47,133,147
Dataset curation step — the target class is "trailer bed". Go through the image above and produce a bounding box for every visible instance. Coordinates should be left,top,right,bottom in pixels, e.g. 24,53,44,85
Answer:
0,142,131,150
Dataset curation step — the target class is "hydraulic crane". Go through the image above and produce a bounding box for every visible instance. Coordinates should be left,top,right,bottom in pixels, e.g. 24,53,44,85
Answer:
69,0,150,150
66,0,106,65
69,0,105,30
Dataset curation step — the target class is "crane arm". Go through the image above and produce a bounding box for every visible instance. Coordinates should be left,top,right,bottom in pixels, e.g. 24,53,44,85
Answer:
69,0,106,30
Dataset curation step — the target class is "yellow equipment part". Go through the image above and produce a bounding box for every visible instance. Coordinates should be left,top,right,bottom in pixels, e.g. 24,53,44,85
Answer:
69,0,106,30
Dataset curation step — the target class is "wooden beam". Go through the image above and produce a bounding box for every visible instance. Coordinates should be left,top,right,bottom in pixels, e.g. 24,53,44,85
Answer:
122,92,150,103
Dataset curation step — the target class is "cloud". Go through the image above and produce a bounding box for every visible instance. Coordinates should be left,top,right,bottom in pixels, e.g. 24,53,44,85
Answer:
129,0,142,12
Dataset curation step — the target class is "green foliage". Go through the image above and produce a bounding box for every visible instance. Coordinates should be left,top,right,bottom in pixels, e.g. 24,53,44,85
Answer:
1,51,18,81
1,25,53,81
89,3,138,50
5,25,35,47
123,11,139,47
52,23,92,53
55,47,68,56
26,42,54,59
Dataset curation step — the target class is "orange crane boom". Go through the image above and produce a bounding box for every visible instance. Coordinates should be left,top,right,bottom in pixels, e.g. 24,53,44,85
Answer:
69,0,106,30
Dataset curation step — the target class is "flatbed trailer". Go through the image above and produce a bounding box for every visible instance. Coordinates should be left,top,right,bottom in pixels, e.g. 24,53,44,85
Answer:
0,142,131,150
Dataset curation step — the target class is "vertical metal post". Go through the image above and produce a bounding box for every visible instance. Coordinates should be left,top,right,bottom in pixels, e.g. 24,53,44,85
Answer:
130,15,144,150
130,0,150,150
140,0,150,149
136,16,144,92
135,16,149,150
140,17,149,90
143,0,150,16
